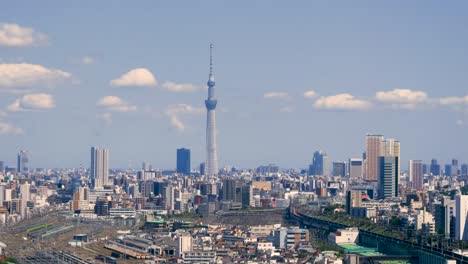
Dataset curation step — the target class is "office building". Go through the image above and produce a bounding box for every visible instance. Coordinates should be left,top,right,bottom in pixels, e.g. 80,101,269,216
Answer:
222,179,237,202
0,161,4,173
430,159,441,176
176,148,191,175
17,150,29,173
378,156,399,199
364,134,384,181
381,138,401,177
309,150,330,176
142,162,151,171
462,164,468,176
409,160,423,189
445,164,453,177
199,162,205,176
91,147,110,189
256,164,279,174
205,44,218,177
332,162,346,177
453,159,459,175
348,158,363,179
455,195,468,241
95,198,110,216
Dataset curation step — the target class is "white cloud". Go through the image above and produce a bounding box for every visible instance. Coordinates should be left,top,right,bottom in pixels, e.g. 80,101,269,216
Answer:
97,96,136,112
8,93,55,112
0,23,48,47
439,95,468,105
0,121,23,135
161,81,204,92
81,56,95,65
165,104,204,131
110,68,157,87
314,93,372,110
303,90,317,98
0,63,71,93
375,89,429,109
263,92,290,100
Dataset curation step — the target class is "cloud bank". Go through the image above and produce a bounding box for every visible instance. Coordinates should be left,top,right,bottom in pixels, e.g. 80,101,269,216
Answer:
0,23,48,47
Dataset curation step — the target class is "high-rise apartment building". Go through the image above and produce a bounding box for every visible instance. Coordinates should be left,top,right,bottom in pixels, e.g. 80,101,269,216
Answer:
455,195,468,241
17,150,29,173
346,190,362,214
176,148,191,175
378,156,399,199
364,134,384,181
348,158,363,179
409,160,423,189
91,147,109,189
176,234,193,257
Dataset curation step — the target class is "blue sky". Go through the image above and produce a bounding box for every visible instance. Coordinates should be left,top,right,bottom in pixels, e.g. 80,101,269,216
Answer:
0,1,467,169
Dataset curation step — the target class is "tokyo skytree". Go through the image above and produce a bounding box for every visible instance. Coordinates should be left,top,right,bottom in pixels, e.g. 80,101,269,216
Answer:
205,44,218,177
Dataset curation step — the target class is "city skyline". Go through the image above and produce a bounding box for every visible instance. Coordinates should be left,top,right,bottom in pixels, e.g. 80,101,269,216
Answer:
0,1,468,168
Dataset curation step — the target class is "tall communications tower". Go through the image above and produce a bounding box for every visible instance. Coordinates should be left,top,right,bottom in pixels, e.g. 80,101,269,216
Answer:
205,44,218,177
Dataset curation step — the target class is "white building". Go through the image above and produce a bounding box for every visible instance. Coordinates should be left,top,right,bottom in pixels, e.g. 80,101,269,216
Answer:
257,242,275,252
414,210,435,234
328,228,359,245
445,198,456,238
176,234,193,257
456,195,468,240
91,147,109,189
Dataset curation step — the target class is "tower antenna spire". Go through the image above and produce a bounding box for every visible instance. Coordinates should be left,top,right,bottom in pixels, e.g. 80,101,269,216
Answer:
209,43,214,75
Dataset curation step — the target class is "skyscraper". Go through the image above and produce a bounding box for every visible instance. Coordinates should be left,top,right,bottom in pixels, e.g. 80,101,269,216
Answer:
332,162,346,177
0,161,4,174
222,179,237,202
364,134,384,181
409,160,423,189
430,159,441,176
378,156,399,199
177,148,191,175
91,147,109,189
17,150,29,173
309,150,330,176
348,158,363,179
445,164,453,177
381,138,401,177
205,44,218,177
462,164,468,176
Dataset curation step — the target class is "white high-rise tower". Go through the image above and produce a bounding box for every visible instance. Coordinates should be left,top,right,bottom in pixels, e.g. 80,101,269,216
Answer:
205,44,218,177
91,147,109,188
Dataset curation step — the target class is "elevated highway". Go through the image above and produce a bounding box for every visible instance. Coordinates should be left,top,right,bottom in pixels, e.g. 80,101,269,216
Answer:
291,206,467,264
